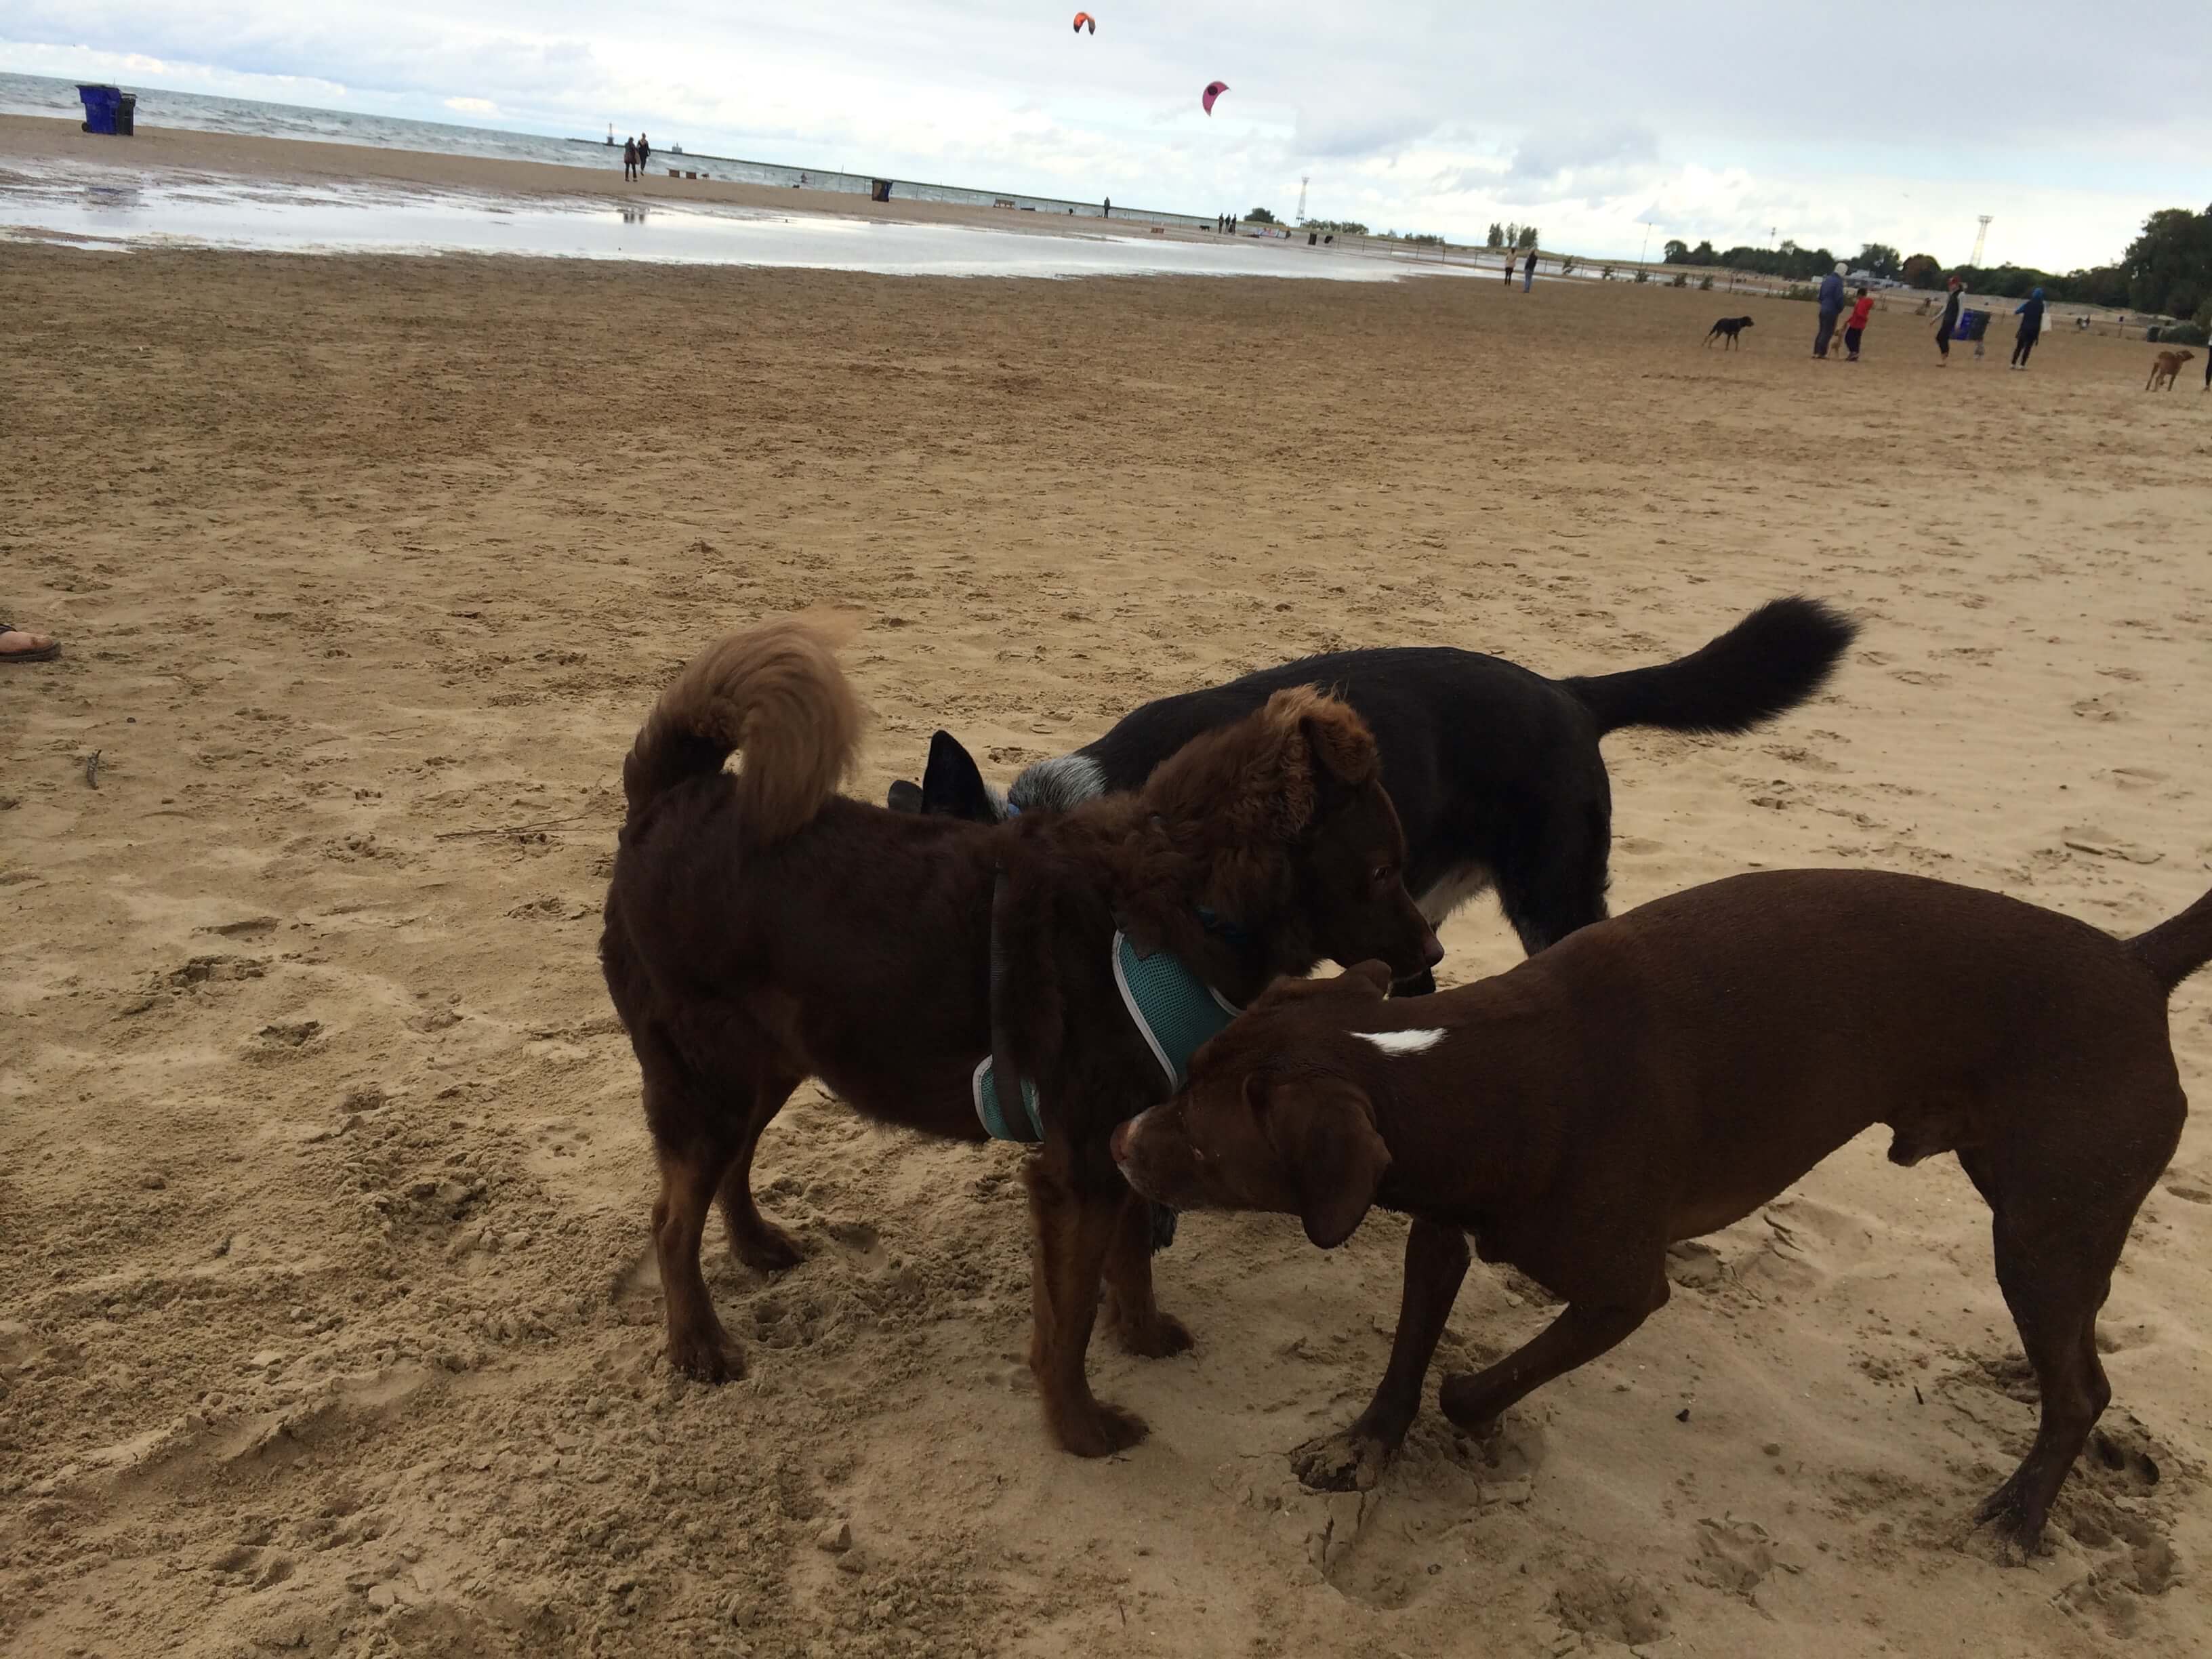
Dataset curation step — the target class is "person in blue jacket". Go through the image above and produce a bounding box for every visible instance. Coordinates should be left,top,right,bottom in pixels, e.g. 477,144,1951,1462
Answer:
2010,287,2047,369
1814,262,1847,359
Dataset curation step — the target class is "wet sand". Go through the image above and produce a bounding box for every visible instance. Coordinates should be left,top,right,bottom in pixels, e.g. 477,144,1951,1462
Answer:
0,113,1296,248
3,239,2209,1658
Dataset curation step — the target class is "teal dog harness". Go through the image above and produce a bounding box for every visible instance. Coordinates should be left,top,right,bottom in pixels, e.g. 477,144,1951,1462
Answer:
972,928,1240,1143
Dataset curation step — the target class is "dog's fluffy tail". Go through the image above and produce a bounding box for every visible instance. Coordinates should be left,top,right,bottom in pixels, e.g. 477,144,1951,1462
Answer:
1562,596,1858,737
2129,885,2212,994
621,613,864,841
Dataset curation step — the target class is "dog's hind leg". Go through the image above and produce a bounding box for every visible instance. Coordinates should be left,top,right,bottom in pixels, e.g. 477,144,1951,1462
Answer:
1025,1152,1148,1456
715,1067,806,1272
1292,1217,1470,1491
649,1119,745,1384
1958,1138,2158,1551
1101,1184,1193,1357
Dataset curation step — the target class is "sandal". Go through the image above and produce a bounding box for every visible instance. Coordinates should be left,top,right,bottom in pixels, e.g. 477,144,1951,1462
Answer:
0,623,61,663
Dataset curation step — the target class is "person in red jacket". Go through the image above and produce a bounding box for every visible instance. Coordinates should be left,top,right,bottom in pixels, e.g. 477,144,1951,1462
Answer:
1843,287,1875,361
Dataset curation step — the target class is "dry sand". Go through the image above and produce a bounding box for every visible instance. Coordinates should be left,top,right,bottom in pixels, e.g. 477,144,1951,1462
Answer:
3,218,2211,1659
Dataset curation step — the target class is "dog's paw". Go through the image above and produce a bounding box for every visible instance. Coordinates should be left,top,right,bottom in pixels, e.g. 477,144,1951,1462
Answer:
729,1220,806,1274
1056,1399,1149,1458
666,1327,744,1385
1113,1309,1194,1359
1974,1477,2051,1558
1437,1372,1504,1437
1290,1428,1393,1493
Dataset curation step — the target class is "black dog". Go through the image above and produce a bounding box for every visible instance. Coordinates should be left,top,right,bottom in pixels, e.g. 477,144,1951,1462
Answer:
890,598,1856,987
1706,316,1755,348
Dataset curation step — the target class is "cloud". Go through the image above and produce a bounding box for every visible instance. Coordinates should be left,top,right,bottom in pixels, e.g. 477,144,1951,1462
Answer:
1505,124,1659,190
1291,102,1440,161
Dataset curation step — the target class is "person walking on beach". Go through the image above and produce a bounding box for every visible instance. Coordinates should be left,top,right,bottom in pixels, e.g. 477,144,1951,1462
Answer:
1102,197,1111,220
636,134,651,176
1935,275,1963,365
1522,246,1537,291
622,136,637,182
1814,261,1847,358
1843,286,1875,361
2010,287,2046,369
1502,251,1514,287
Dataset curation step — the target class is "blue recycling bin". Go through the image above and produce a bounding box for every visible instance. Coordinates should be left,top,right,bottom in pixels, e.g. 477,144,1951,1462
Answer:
78,83,123,135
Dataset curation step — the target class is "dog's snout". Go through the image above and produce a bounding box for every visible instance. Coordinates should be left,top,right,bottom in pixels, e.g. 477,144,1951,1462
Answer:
1421,928,1445,967
1110,1120,1134,1164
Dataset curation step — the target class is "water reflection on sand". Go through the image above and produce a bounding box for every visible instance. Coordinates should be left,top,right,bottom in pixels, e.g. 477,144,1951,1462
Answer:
3,167,1463,281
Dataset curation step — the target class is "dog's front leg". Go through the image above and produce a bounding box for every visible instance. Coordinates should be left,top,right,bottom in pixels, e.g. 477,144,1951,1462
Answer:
1101,1184,1193,1358
1292,1218,1469,1491
1438,1276,1666,1435
1025,1153,1148,1456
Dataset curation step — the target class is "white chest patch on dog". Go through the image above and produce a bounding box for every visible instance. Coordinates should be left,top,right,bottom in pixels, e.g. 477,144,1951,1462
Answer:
1356,1027,1446,1055
1414,864,1493,927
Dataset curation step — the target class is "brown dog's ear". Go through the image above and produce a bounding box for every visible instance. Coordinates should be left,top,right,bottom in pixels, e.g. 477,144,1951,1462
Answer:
1254,1073,1391,1248
1339,960,1395,996
1249,961,1393,1015
1298,701,1378,787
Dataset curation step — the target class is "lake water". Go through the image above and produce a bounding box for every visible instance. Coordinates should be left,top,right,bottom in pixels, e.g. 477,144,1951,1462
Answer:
0,70,1210,228
0,165,1464,281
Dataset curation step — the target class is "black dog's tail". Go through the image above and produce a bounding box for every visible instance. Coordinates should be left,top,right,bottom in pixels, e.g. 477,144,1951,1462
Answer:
2129,885,2212,994
621,613,863,840
1562,596,1858,737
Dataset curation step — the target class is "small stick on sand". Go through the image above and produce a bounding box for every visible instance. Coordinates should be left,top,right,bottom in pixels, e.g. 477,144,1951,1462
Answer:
434,815,594,840
85,750,102,790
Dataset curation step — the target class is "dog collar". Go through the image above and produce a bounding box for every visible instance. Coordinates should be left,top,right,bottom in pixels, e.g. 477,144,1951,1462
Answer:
973,929,1240,1143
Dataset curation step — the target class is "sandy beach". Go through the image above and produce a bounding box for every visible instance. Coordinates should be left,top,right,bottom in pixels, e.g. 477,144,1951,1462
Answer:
4,179,2211,1659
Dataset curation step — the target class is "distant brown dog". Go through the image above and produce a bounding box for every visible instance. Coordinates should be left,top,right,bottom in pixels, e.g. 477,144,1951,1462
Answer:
600,617,1440,1458
1113,867,2211,1550
2147,348,2194,390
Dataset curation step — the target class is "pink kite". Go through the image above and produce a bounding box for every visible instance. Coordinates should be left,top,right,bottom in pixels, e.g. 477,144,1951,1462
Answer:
1202,81,1228,115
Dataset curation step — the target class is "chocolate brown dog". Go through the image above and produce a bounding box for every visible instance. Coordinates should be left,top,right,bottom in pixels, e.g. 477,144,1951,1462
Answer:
1112,867,2210,1549
601,616,1440,1458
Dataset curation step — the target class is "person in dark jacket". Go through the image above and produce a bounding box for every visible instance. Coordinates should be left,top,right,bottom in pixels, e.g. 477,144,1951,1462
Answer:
2011,287,2047,369
1522,246,1537,291
1935,276,1964,365
1814,262,1847,358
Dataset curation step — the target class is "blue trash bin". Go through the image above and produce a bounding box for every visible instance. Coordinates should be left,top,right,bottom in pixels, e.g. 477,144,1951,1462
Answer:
78,84,123,135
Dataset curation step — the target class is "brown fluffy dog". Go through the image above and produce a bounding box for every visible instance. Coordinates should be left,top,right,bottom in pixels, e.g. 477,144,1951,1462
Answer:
1113,867,2211,1549
600,616,1441,1456
2147,348,2195,390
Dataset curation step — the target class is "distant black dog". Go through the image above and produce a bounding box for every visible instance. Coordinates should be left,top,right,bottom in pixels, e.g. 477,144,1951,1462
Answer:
1706,316,1755,348
890,598,1856,990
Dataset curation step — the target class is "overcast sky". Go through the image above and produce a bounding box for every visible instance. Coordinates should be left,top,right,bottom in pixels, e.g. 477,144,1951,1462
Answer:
7,2,2206,266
